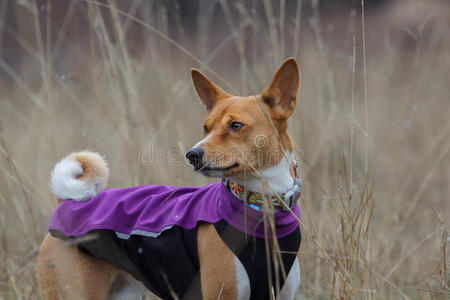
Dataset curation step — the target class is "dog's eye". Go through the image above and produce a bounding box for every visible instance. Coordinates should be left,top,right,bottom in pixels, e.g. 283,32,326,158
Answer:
203,125,208,135
229,121,244,132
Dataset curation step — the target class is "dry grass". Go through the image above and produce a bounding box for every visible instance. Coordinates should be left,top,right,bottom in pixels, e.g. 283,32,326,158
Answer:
0,0,449,299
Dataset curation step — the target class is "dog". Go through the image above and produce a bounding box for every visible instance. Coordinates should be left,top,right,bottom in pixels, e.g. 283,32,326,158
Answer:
37,58,302,300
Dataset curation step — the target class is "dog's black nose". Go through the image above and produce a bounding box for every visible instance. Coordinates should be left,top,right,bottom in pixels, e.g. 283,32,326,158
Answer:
186,147,204,168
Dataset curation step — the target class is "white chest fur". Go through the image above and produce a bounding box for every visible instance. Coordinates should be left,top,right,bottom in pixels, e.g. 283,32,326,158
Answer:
233,256,301,300
230,151,295,196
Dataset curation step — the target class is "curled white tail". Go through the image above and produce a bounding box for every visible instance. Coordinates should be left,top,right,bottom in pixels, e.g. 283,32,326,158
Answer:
49,151,109,201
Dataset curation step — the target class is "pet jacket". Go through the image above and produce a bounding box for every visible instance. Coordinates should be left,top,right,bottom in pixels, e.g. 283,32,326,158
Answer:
49,181,302,299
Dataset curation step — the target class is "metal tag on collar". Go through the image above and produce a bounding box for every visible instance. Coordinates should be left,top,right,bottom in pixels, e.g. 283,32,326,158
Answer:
283,185,298,207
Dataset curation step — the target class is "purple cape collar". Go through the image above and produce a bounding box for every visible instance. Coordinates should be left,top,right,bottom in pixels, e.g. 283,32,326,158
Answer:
49,182,300,239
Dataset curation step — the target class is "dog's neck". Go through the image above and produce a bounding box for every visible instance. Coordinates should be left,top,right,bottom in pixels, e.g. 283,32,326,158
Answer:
227,151,295,196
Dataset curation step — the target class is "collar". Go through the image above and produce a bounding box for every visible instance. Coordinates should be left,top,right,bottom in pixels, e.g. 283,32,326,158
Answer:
222,177,302,211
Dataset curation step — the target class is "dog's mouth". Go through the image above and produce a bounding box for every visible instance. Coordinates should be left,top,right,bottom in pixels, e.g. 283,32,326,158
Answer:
196,162,239,176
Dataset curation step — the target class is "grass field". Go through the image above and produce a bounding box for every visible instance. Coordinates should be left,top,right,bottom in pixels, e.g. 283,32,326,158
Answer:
0,0,449,299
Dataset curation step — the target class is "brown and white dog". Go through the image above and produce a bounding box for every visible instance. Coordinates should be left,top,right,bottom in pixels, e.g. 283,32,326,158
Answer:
37,58,302,300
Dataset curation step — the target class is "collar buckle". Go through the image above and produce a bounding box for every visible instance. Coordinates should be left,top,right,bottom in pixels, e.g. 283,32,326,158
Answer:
282,179,302,209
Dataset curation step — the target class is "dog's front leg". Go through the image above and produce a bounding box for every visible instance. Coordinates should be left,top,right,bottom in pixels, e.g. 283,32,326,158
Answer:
197,223,250,300
276,254,301,300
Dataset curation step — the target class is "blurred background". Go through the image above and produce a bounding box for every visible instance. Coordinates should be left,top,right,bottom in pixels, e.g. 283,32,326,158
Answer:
0,0,449,298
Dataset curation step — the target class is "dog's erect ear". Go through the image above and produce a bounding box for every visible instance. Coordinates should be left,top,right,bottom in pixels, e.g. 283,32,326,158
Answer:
191,69,231,112
261,58,300,119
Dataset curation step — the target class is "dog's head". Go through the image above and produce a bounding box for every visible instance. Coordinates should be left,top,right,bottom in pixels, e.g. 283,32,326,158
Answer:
186,58,300,177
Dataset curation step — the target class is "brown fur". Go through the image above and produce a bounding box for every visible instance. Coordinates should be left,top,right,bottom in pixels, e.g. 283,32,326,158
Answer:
37,234,122,300
191,58,300,177
68,151,109,183
191,69,232,113
197,223,238,299
37,58,301,299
